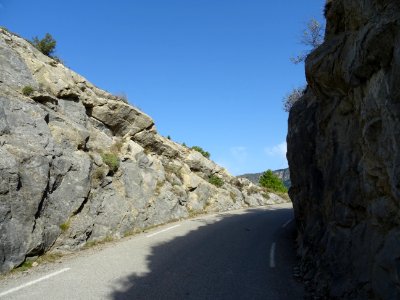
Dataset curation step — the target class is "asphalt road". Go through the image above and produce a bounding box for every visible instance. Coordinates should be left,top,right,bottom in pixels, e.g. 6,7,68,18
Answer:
0,203,303,300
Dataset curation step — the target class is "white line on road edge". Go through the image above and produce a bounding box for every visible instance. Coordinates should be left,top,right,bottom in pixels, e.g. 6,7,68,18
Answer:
270,243,276,268
146,224,181,238
282,218,293,228
0,268,71,298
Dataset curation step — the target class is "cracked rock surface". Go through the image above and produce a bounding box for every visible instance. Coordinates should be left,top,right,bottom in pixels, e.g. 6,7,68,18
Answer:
287,0,400,298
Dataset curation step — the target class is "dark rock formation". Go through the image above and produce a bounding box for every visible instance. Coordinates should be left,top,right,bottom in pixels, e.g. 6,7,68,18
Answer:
287,0,400,298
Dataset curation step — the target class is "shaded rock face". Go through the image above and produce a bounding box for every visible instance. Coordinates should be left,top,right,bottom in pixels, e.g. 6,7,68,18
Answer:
287,0,400,298
0,29,288,273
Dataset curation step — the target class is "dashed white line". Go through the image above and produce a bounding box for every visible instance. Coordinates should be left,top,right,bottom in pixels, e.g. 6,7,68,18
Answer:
146,224,181,238
270,242,276,268
282,218,293,228
0,268,71,298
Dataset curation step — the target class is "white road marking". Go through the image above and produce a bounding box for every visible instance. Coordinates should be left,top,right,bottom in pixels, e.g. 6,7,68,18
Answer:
0,268,71,298
282,218,293,228
146,224,181,238
270,242,276,268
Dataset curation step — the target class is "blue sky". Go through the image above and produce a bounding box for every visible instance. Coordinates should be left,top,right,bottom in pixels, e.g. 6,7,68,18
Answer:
1,0,325,175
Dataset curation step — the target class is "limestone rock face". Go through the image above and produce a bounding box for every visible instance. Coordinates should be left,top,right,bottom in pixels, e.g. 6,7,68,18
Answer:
287,1,400,298
0,28,287,273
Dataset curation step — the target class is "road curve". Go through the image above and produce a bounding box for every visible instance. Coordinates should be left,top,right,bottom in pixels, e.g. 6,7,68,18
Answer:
0,203,303,300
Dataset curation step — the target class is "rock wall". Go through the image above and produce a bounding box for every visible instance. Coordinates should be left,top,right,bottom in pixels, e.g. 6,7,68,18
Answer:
287,0,400,298
0,29,287,273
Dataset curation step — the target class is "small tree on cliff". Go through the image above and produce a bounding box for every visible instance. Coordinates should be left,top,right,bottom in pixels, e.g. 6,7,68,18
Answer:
283,18,325,112
259,170,288,193
290,18,325,64
31,33,57,57
283,86,306,112
191,146,210,159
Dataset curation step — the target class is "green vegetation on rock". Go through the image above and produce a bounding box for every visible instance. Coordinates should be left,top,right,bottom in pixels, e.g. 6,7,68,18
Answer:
18,260,33,272
259,170,288,193
59,220,70,232
209,175,224,187
31,33,56,57
191,146,210,158
101,152,120,174
22,85,34,96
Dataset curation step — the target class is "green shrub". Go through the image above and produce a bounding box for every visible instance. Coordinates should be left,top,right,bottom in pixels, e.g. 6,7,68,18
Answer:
59,220,70,232
191,146,210,158
209,175,224,187
259,170,288,193
17,261,33,272
22,85,34,96
101,152,120,173
31,33,56,57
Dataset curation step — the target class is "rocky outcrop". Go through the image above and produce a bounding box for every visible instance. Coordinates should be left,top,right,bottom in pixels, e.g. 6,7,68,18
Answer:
272,168,291,188
0,29,287,273
287,0,400,298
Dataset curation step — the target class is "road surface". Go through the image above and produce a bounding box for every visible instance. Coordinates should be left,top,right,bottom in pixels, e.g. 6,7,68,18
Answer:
0,203,303,299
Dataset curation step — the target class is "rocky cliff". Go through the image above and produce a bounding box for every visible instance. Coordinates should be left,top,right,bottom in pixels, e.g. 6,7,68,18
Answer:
287,0,400,298
0,28,287,273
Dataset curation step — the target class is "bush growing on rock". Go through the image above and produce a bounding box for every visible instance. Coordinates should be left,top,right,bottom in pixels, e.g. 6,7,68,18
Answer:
209,175,224,187
31,33,57,57
101,152,120,174
22,85,34,96
290,18,325,64
259,170,288,193
191,146,210,158
283,86,305,112
59,220,70,232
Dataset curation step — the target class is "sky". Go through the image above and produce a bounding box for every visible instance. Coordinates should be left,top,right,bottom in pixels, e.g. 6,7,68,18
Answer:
0,0,325,175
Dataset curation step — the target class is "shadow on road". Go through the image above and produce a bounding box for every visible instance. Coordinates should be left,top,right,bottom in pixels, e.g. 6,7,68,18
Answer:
110,207,302,300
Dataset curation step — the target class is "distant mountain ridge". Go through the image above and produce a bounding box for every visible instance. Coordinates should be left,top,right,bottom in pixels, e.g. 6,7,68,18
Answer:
238,168,291,188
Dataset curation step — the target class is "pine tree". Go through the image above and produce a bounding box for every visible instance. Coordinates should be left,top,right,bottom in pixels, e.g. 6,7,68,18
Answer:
259,170,288,193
